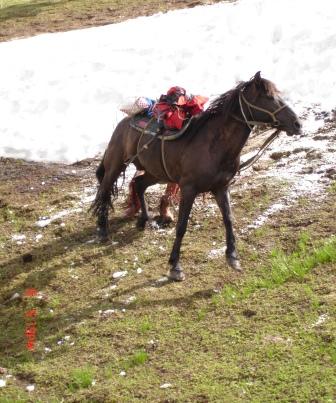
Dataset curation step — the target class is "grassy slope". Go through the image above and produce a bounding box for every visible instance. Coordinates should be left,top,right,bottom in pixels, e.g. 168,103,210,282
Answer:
0,157,335,402
0,0,224,42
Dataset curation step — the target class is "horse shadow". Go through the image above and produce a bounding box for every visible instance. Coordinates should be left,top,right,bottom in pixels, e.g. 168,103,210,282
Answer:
0,215,141,302
0,269,216,365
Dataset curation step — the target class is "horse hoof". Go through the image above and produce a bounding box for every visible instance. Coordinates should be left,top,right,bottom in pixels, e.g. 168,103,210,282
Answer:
226,256,243,272
167,269,186,282
98,234,109,243
154,215,173,227
97,228,108,243
136,217,148,230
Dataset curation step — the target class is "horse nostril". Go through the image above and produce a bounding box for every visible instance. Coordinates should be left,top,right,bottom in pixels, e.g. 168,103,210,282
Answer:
294,120,302,129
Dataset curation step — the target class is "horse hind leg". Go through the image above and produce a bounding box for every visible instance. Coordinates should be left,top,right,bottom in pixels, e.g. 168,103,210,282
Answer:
91,158,125,241
133,172,158,229
157,183,180,225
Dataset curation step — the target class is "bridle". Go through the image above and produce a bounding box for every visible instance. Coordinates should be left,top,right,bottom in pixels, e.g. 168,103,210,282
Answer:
236,87,288,173
238,89,288,130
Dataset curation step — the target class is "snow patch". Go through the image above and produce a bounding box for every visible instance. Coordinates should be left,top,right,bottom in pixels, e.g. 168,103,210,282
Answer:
0,0,335,162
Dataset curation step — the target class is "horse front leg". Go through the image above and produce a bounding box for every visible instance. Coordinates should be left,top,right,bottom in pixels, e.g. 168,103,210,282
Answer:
168,186,196,281
212,186,242,271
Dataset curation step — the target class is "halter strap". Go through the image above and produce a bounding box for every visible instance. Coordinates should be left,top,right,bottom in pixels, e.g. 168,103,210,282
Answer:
238,90,287,130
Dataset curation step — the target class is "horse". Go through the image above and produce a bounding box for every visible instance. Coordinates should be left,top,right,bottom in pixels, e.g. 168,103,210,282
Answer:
91,72,302,281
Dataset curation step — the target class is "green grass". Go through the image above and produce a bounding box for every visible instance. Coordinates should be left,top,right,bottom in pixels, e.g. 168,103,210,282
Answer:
328,180,336,193
67,366,95,392
124,350,149,369
220,234,336,304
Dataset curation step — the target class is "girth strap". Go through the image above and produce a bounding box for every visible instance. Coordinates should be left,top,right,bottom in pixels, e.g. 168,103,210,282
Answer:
160,135,175,182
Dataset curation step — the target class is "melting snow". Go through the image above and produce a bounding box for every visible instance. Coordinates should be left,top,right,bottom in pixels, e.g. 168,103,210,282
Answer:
36,208,82,227
242,127,336,230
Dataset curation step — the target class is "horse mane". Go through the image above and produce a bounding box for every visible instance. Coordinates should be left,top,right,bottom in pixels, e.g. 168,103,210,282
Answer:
188,74,280,136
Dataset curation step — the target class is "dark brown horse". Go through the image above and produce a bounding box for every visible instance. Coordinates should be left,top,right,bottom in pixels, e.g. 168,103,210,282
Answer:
91,72,302,281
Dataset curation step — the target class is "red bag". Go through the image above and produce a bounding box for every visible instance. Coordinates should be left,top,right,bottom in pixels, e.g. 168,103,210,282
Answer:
153,87,208,130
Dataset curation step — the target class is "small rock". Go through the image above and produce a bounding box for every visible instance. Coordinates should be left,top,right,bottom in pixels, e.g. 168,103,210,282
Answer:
12,234,26,241
100,309,115,318
270,151,291,160
252,163,266,172
160,383,172,389
325,168,336,179
301,166,314,174
292,147,311,154
313,134,330,141
26,384,35,392
112,271,128,279
0,379,6,388
35,234,43,242
9,292,21,301
306,150,322,160
156,276,168,284
136,268,143,274
125,296,136,304
119,371,126,376
0,368,7,374
22,253,33,263
242,309,257,318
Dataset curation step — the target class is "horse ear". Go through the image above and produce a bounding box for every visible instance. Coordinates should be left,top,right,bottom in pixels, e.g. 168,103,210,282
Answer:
254,71,262,85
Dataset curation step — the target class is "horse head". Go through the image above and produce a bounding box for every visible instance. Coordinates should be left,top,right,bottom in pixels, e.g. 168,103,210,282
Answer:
239,71,302,136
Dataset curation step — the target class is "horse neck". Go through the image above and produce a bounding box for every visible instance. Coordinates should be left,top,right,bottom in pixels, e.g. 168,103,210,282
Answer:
213,115,252,161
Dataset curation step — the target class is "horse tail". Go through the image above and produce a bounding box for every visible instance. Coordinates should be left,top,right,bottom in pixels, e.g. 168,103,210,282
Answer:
89,153,123,217
90,117,134,218
95,156,105,184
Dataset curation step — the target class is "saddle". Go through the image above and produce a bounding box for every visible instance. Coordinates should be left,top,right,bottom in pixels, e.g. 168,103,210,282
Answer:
130,113,193,141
